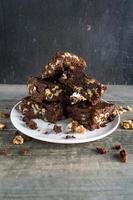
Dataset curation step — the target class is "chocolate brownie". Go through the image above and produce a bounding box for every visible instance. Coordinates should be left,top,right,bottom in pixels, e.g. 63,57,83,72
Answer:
27,76,63,103
59,70,107,105
18,96,65,123
41,52,87,79
68,101,117,130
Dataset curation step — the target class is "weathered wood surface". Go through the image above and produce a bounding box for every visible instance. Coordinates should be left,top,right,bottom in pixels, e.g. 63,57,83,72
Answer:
0,85,133,200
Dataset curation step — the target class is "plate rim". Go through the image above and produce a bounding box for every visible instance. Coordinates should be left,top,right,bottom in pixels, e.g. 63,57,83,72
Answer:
10,100,120,144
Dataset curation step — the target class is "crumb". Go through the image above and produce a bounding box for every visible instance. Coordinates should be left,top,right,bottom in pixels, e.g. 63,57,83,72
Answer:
0,123,6,130
1,146,8,156
65,135,76,139
0,112,10,118
112,144,121,150
96,146,108,154
100,124,106,127
20,148,30,156
27,120,37,130
22,116,30,123
43,131,49,134
120,149,128,162
13,135,24,145
53,125,62,133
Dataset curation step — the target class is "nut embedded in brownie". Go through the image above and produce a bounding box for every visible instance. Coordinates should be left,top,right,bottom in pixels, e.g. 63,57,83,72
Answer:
68,101,117,130
27,76,63,103
18,96,65,123
41,52,87,79
59,70,107,105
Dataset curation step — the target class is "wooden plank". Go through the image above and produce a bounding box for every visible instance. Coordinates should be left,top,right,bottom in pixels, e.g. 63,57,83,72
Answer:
0,85,133,200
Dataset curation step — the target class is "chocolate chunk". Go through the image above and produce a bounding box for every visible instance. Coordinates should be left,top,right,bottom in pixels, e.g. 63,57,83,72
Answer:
65,135,76,139
112,144,121,150
120,149,128,162
96,147,108,154
43,131,49,134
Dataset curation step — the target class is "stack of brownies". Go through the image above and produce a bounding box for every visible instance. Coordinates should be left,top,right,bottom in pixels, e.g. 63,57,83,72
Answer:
19,52,117,131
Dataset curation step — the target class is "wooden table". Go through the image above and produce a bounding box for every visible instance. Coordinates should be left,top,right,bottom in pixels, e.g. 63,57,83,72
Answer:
0,85,133,200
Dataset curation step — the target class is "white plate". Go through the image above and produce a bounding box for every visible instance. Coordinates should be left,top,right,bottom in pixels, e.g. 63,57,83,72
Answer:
10,101,120,144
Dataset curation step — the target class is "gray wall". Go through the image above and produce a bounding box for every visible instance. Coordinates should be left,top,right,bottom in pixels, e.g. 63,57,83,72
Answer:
0,0,133,84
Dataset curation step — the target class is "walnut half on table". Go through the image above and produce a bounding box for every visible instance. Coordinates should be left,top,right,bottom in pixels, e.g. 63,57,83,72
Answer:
120,120,133,129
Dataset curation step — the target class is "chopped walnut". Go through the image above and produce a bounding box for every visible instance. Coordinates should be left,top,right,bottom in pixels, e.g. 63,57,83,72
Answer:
0,123,6,130
96,147,108,154
120,149,128,162
120,120,133,129
70,92,86,104
13,135,24,145
0,112,10,118
126,106,133,111
67,121,86,134
118,105,133,115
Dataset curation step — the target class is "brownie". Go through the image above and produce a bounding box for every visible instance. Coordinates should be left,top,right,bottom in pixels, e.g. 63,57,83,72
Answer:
41,52,87,79
59,70,107,105
68,101,117,130
27,76,63,103
18,96,65,123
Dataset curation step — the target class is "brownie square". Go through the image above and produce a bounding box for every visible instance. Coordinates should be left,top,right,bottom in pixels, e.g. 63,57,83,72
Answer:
27,76,63,103
41,52,87,79
68,101,117,130
18,96,65,123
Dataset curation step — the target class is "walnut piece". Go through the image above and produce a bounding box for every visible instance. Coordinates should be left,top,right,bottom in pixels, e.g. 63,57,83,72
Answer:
13,135,24,145
120,120,133,129
70,92,86,104
67,121,86,134
0,112,10,118
118,105,133,115
0,123,6,130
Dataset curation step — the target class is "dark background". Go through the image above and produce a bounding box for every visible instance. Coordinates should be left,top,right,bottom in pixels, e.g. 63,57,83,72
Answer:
0,0,133,84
